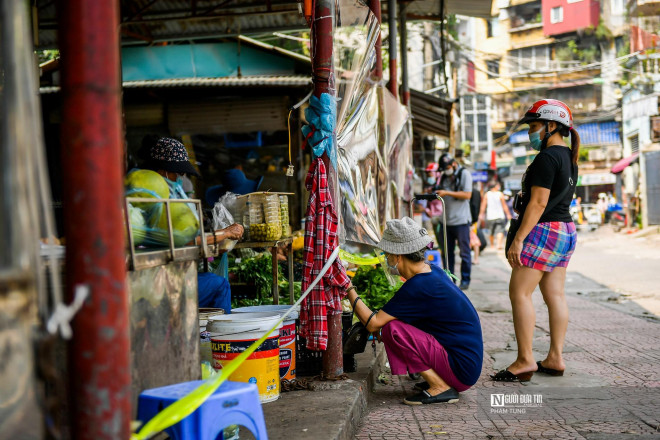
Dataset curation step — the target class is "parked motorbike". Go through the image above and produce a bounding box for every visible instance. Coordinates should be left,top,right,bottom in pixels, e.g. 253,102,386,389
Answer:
581,204,601,232
607,203,626,232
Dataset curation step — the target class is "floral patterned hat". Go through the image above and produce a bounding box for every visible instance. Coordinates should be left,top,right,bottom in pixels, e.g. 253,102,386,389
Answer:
149,137,201,177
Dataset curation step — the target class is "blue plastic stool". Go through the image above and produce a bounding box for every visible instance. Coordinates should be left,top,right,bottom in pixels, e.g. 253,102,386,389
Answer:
137,380,268,440
425,250,442,267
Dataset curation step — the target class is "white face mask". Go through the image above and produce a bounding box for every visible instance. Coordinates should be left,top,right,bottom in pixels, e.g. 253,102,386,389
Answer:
386,255,400,276
444,167,455,177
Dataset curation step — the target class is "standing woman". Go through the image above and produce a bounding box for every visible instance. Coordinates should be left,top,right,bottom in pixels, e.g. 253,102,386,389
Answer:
479,181,511,250
491,99,579,382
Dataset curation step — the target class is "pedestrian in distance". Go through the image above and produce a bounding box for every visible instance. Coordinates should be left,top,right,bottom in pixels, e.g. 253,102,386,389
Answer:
345,217,483,405
422,162,444,250
479,181,512,250
433,153,474,290
491,99,579,383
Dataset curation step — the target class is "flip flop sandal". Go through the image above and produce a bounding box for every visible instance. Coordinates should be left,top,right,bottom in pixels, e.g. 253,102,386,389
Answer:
490,369,534,382
536,361,565,376
403,388,460,405
413,381,430,391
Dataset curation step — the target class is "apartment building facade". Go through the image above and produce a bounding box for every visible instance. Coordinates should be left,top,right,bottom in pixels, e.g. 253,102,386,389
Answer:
455,0,627,200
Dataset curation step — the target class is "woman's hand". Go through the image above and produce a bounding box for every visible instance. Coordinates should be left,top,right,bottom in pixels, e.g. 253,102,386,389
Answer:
507,237,523,268
222,223,244,240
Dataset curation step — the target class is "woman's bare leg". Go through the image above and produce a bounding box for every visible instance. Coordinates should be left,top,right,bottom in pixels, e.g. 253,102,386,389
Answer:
418,368,451,395
507,266,544,374
538,267,569,371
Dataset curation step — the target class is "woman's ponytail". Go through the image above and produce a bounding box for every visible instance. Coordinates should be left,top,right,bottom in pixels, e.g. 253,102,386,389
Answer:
570,127,580,164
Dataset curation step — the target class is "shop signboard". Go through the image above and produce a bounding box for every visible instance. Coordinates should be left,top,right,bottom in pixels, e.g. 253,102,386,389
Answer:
577,173,617,186
471,171,489,182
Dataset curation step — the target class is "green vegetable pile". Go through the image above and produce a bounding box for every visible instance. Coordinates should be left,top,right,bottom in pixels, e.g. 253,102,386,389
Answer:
350,265,403,310
227,253,301,308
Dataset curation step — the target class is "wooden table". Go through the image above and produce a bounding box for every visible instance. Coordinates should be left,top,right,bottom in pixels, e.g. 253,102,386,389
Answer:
233,236,295,305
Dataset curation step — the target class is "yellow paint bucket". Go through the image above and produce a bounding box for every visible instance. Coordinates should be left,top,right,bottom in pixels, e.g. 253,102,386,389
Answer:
233,305,300,381
207,312,282,403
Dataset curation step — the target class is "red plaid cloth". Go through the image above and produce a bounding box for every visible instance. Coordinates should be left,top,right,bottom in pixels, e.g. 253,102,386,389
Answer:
299,158,350,351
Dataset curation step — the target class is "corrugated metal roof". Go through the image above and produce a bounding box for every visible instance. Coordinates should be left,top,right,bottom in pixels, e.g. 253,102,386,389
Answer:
40,75,312,94
36,0,494,49
578,121,621,146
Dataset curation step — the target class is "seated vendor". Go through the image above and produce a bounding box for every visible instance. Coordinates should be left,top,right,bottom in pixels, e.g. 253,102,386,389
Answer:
345,217,483,405
145,137,244,313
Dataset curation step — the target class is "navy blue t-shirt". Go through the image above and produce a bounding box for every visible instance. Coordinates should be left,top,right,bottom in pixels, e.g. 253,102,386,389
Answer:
381,265,483,385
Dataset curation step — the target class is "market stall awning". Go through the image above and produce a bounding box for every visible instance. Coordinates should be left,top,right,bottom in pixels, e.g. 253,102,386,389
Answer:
40,75,312,94
611,153,640,174
410,89,453,138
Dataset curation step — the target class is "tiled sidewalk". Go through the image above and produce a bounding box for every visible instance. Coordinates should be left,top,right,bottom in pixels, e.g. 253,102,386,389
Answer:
355,251,660,439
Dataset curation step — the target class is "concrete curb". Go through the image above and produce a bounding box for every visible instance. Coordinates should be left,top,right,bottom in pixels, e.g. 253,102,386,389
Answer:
630,225,660,238
262,344,386,440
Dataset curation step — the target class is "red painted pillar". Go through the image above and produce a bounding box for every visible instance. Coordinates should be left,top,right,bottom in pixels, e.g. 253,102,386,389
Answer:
311,0,343,378
369,0,383,81
58,1,130,438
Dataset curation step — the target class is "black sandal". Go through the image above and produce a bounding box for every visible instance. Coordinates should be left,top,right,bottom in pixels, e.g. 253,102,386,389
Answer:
403,388,460,405
490,369,534,382
413,381,430,391
536,361,564,376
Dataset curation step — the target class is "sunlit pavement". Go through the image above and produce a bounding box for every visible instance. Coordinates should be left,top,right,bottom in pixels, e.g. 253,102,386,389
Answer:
356,230,660,439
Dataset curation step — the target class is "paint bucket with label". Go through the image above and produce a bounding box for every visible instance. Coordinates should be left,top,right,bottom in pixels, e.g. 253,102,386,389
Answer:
207,312,282,403
232,305,300,381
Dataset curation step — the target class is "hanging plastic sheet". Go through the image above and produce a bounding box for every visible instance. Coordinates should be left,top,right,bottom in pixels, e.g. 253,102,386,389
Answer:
334,0,411,248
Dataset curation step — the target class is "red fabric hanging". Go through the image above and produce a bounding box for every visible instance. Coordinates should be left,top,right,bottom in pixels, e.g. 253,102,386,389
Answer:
299,158,350,351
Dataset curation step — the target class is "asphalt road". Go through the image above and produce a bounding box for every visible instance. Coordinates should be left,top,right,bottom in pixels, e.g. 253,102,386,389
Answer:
567,226,660,316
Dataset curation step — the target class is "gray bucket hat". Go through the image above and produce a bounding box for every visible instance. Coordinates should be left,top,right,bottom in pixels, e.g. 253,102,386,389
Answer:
377,217,433,255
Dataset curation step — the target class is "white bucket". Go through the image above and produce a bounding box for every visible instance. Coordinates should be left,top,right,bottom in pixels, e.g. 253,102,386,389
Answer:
207,312,282,403
199,308,225,364
233,305,300,380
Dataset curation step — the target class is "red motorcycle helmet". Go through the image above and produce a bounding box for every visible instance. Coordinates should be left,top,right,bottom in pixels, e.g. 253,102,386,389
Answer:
518,99,573,128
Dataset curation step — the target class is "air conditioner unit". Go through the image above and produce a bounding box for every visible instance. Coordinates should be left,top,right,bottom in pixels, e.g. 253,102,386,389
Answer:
606,147,622,160
588,149,606,161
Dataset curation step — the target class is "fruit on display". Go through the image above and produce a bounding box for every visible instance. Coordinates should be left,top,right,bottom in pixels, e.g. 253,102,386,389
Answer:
124,169,170,211
149,202,200,246
279,195,289,237
249,223,281,241
127,203,147,246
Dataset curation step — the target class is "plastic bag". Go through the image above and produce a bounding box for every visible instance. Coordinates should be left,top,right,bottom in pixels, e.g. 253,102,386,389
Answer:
213,194,238,251
217,192,246,226
212,200,235,230
125,199,201,249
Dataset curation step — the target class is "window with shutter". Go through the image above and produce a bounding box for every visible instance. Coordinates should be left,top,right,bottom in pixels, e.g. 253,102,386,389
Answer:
630,135,639,154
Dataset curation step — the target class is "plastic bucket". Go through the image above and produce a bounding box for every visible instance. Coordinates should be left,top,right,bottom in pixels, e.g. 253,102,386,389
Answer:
207,312,282,403
233,305,300,381
199,308,225,364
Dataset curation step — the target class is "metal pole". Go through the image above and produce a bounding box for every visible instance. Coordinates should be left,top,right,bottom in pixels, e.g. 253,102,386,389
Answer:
387,0,398,98
59,0,130,438
369,0,383,80
312,0,343,378
399,2,410,105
